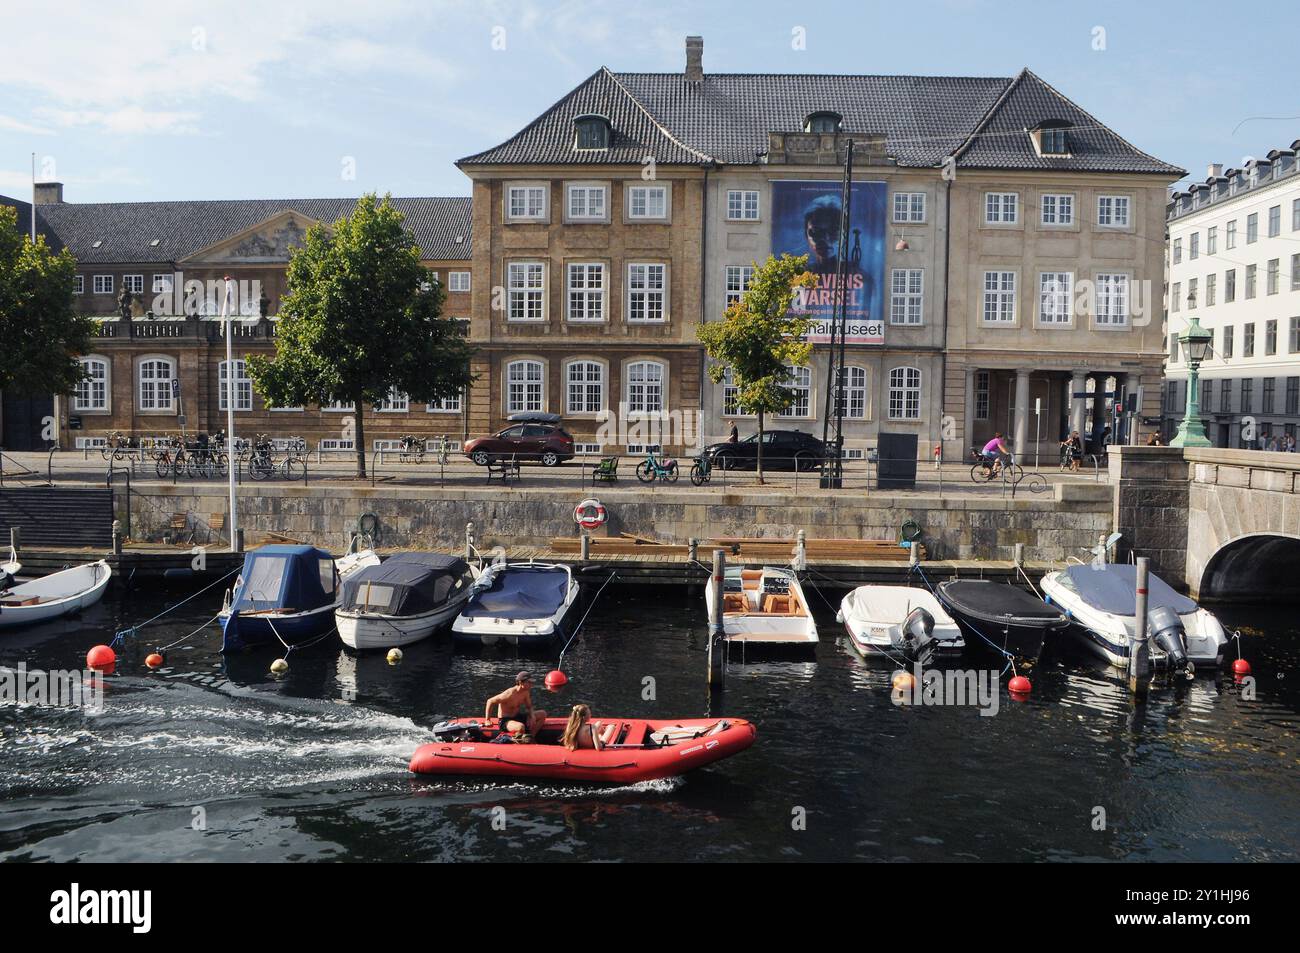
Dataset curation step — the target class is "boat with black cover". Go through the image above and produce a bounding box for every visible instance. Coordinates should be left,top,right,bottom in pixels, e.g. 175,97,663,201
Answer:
936,579,1068,662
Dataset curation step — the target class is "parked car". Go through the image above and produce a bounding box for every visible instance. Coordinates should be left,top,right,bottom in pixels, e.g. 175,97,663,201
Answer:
700,429,830,471
463,413,575,466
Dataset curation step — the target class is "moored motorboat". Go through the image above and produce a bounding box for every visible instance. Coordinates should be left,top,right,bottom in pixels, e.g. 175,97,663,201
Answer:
409,715,756,782
219,544,379,652
1040,564,1227,673
337,553,477,650
450,561,578,647
704,566,818,645
0,560,112,628
936,579,1068,662
837,585,964,661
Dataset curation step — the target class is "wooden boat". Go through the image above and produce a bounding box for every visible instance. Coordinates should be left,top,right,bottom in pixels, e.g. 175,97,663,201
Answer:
450,561,578,647
0,560,112,628
409,716,756,782
704,566,818,645
336,553,477,650
936,579,1068,662
838,585,964,661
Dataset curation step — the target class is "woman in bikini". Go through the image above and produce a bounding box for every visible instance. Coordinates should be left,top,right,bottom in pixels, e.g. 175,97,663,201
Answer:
560,704,615,751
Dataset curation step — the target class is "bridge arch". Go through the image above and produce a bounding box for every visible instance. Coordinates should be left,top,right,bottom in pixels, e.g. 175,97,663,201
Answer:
1199,532,1300,603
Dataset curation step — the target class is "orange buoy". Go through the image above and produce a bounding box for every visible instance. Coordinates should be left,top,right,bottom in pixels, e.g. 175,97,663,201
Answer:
544,670,568,690
145,653,164,670
1008,674,1032,698
891,670,915,692
1232,658,1251,677
86,644,116,674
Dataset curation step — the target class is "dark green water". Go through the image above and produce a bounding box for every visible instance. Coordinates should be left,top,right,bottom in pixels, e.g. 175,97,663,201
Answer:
1,580,1296,862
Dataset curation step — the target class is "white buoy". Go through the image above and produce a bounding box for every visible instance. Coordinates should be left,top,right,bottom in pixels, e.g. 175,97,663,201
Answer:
386,647,403,665
270,658,289,675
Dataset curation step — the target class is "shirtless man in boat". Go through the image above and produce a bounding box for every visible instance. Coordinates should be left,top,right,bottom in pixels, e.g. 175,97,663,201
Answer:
483,672,546,738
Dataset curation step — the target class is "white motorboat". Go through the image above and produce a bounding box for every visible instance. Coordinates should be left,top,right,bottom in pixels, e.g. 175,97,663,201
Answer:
837,585,964,661
337,553,478,650
451,561,579,647
1040,564,1227,672
0,559,112,628
705,566,818,645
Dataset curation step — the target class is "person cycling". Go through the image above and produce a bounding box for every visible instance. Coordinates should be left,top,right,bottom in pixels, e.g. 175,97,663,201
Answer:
981,433,1013,475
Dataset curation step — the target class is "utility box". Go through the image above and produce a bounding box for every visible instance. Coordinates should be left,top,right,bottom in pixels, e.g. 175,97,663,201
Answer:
876,432,918,490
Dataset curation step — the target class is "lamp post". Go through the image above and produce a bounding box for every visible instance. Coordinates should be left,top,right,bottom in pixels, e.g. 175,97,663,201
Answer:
222,275,238,551
1169,310,1212,448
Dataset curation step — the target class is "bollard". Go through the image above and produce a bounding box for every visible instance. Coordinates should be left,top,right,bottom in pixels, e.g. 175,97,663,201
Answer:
707,548,726,689
112,520,123,556
1013,542,1024,568
909,540,919,567
234,527,245,553
688,538,698,562
1130,557,1151,698
10,526,20,556
465,521,475,562
1097,533,1108,564
580,533,590,560
795,529,807,571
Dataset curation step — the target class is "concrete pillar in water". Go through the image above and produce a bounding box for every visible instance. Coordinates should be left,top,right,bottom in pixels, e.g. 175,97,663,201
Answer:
708,548,726,689
1130,557,1151,698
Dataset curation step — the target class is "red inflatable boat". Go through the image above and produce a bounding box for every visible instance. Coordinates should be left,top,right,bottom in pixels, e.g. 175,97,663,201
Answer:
408,716,756,783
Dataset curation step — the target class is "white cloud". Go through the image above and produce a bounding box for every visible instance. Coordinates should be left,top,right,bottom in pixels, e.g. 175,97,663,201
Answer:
0,114,53,135
37,107,203,136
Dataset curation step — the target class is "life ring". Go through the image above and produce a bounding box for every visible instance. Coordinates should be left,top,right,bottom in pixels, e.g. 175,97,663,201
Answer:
573,498,607,531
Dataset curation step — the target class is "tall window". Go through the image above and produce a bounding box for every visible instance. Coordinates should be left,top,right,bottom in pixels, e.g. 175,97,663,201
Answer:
974,370,990,420
1226,220,1238,248
985,192,1018,224
1207,226,1217,254
627,185,667,219
1266,319,1278,355
1241,378,1254,413
1206,273,1216,307
1096,195,1130,227
1247,212,1259,243
507,186,546,219
1038,272,1074,324
887,367,922,419
626,264,666,322
218,359,253,411
837,366,867,419
567,185,607,220
1293,199,1300,231
726,190,760,221
893,192,926,223
1268,259,1281,295
565,361,604,414
1223,325,1234,358
1172,238,1182,264
1246,264,1257,299
1292,254,1300,292
138,358,175,411
725,265,754,307
74,357,108,411
1221,379,1233,413
1269,205,1281,237
1202,379,1214,413
1244,323,1256,357
889,268,924,325
1225,269,1236,302
374,387,409,412
1290,316,1300,353
1094,274,1129,325
508,262,545,321
1190,233,1199,260
982,271,1016,323
1263,377,1276,413
625,360,665,413
1287,377,1299,415
506,360,544,413
721,368,741,416
566,263,605,322
777,365,812,418
1040,194,1073,226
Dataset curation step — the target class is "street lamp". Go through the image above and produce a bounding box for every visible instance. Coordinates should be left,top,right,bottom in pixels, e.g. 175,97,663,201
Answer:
1169,312,1212,448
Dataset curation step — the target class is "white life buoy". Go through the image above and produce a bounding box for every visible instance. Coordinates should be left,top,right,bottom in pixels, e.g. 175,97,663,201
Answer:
573,498,607,530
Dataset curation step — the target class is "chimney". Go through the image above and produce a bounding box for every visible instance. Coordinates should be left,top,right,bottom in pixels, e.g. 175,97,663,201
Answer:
685,36,704,82
1207,163,1223,179
33,181,64,204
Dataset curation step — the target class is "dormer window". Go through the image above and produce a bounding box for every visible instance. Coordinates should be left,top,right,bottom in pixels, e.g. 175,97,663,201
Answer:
1031,121,1071,157
574,114,610,151
804,111,842,134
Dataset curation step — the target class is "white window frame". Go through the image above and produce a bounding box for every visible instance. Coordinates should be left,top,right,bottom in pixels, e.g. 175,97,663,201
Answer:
625,360,666,415
984,192,1019,225
152,273,173,294
889,268,924,326
506,185,547,221
93,274,114,295
893,192,926,224
838,365,867,419
507,261,546,323
1037,272,1075,326
776,365,813,419
1093,273,1130,327
137,357,176,412
721,368,747,417
505,359,545,414
123,274,144,294
887,366,922,420
218,358,253,412
1096,194,1131,228
982,271,1016,324
73,356,109,412
447,271,471,293
726,189,760,221
725,265,754,308
627,185,668,221
426,391,462,414
566,184,607,221
566,262,605,323
73,275,84,295
374,387,409,413
565,359,605,415
1040,193,1074,226
626,263,667,323
322,399,355,412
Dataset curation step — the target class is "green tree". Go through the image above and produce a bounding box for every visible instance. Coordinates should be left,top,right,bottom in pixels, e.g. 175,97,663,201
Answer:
0,205,94,411
697,253,816,483
248,194,474,477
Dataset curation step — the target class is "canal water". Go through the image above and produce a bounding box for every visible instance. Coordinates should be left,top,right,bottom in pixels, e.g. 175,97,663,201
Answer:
1,579,1297,862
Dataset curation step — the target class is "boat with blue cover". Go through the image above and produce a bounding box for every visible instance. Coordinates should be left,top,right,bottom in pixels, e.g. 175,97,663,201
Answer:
450,561,578,647
219,544,379,653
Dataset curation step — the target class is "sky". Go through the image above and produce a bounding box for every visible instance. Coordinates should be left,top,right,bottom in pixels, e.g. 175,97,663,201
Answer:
0,0,1295,204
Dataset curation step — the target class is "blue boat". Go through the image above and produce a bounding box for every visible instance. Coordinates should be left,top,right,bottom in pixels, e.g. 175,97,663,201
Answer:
219,545,378,653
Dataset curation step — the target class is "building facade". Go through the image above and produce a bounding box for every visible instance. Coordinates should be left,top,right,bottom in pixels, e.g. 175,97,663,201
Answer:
1164,143,1300,449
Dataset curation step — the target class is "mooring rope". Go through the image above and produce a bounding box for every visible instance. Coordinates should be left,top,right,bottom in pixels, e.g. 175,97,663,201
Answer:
909,562,1016,676
112,565,242,648
558,570,618,670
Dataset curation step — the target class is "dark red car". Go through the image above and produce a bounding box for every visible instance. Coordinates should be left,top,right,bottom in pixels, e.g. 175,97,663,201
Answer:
463,413,574,466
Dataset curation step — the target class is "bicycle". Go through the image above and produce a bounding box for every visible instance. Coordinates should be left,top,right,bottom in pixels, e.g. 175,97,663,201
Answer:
689,453,713,486
635,447,678,483
434,434,451,466
246,434,304,481
969,447,1022,485
398,434,426,463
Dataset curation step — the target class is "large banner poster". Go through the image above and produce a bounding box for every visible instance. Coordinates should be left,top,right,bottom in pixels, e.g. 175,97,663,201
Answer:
770,179,886,345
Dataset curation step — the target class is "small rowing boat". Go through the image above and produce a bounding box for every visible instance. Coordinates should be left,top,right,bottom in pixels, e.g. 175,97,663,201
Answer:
0,560,112,628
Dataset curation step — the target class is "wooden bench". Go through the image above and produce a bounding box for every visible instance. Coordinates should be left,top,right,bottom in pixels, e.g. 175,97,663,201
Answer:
486,455,520,484
590,456,619,484
169,513,193,545
207,513,226,545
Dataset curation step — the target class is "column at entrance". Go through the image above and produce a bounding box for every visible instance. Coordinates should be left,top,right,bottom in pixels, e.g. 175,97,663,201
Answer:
1070,370,1087,437
1013,368,1031,461
1125,372,1142,444
962,367,976,455
1090,374,1110,442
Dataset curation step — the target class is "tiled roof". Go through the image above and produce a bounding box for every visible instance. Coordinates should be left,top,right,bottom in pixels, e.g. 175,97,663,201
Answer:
1,195,63,250
21,195,471,264
460,67,1182,176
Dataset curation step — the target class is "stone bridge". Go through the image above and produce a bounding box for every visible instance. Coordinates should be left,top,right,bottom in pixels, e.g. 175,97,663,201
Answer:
1111,445,1300,602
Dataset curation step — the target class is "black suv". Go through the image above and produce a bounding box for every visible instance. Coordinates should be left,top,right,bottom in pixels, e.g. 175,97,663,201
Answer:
700,429,830,471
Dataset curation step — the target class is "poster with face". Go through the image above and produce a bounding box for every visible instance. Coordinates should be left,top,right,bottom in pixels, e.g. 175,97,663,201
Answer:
770,179,886,344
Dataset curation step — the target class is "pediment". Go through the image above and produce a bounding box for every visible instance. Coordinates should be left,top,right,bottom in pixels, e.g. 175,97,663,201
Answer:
182,210,323,264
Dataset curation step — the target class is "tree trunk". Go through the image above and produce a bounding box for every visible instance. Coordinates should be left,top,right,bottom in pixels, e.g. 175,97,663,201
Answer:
756,409,765,484
353,400,366,478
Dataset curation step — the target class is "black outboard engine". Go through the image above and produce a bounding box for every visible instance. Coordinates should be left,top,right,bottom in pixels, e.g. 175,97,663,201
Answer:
1148,604,1192,676
891,607,938,665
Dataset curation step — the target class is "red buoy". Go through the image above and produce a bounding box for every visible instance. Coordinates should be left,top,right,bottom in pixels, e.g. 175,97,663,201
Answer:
86,644,116,674
891,670,915,692
544,670,568,690
145,653,164,670
1232,658,1252,677
1008,674,1032,698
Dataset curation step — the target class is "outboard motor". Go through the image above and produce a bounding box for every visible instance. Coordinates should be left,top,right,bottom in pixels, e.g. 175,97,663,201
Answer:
891,606,938,665
1148,604,1192,677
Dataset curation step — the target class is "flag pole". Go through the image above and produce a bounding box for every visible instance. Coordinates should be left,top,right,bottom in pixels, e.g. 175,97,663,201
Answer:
30,153,36,242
